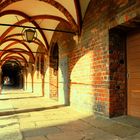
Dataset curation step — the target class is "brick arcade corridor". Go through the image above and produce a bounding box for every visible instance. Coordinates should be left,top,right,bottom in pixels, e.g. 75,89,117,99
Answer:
0,90,140,140
1,1,140,139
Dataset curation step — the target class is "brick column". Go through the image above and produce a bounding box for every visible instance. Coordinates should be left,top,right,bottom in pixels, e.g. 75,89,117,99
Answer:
25,66,28,91
42,73,45,96
31,64,35,93
22,67,26,90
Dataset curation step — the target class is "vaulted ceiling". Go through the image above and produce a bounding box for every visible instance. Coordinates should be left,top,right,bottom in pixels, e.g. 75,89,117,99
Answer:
0,0,90,67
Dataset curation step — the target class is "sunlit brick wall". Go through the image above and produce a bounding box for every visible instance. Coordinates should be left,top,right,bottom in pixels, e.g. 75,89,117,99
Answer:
69,0,110,116
49,67,58,99
68,0,139,117
48,0,140,117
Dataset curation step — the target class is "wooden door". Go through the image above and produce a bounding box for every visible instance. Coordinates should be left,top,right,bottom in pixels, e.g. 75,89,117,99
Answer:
127,30,140,118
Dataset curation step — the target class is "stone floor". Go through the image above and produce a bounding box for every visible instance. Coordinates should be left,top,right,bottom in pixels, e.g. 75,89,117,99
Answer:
0,90,140,140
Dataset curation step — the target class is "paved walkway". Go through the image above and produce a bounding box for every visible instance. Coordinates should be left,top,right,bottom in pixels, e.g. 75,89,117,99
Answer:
0,90,140,140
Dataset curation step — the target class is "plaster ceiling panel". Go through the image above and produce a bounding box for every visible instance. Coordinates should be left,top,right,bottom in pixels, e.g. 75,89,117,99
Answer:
33,29,46,48
22,22,35,28
0,15,24,24
55,0,77,23
0,26,9,36
5,27,23,36
2,0,67,21
36,19,60,44
0,41,14,49
79,0,90,19
29,44,39,53
0,15,24,36
25,42,39,52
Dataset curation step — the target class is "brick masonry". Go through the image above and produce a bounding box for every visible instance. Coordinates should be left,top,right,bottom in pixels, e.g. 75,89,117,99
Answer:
49,0,140,117
69,0,140,117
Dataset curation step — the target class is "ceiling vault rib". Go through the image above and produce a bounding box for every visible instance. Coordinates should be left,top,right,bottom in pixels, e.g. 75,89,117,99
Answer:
0,49,46,54
74,0,82,32
0,60,34,64
0,23,77,35
0,38,35,62
1,56,28,66
0,0,78,29
0,10,49,51
1,54,28,65
2,33,47,54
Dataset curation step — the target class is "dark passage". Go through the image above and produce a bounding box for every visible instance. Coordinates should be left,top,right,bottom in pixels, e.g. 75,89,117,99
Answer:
2,61,23,89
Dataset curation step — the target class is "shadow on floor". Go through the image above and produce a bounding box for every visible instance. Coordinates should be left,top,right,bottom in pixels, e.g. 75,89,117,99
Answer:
0,93,140,140
0,96,43,100
0,105,66,116
0,113,140,140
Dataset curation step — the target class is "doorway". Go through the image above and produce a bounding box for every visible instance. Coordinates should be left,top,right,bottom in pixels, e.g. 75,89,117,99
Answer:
109,16,140,118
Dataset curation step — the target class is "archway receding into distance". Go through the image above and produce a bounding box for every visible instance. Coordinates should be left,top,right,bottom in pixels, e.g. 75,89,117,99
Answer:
2,60,23,90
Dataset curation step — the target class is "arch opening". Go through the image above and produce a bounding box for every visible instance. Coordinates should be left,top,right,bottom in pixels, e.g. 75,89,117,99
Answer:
2,61,24,90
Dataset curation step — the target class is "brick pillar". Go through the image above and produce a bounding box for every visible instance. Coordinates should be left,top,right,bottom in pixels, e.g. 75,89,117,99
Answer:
31,64,35,93
25,66,28,91
23,67,26,90
42,73,45,96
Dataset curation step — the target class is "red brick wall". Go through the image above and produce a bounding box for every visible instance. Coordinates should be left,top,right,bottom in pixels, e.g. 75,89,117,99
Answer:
69,0,111,116
49,0,140,117
68,0,139,117
49,67,58,99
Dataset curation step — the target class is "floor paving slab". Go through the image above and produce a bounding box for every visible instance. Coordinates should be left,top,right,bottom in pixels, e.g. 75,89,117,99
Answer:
0,92,140,140
57,120,92,132
25,136,48,140
35,120,68,128
20,122,36,131
101,123,139,138
82,116,116,128
0,116,19,130
112,116,140,128
0,129,23,140
46,131,85,140
123,132,140,140
82,115,140,138
22,126,61,137
0,101,14,112
16,113,31,119
81,126,123,140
